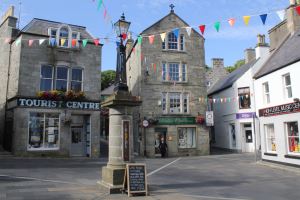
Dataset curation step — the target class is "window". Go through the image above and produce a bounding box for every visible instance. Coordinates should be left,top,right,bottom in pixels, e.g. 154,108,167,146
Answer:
28,113,59,150
40,65,53,91
283,73,292,99
180,34,184,51
168,32,178,50
71,68,83,92
238,87,251,109
264,124,276,152
162,39,166,50
286,121,299,154
55,66,68,92
59,27,69,47
178,128,196,148
161,92,189,114
263,82,270,104
49,28,57,40
162,62,187,82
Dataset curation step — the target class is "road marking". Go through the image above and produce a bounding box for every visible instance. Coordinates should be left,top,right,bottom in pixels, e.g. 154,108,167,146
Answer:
147,157,181,177
0,174,84,185
183,194,249,200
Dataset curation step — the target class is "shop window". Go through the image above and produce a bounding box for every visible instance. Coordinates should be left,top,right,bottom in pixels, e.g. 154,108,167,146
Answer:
178,128,196,148
283,73,292,99
264,124,276,152
55,66,68,92
40,65,53,91
168,32,178,50
28,113,60,150
238,87,251,109
286,121,299,154
262,82,270,104
71,68,83,92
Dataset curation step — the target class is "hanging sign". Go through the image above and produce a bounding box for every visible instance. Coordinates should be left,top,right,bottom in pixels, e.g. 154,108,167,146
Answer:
206,111,214,126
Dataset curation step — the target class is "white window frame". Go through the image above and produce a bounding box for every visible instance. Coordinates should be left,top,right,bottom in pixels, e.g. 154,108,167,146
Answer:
55,66,69,92
71,67,84,92
161,92,189,114
27,112,60,151
48,26,80,48
285,121,299,155
282,73,293,99
262,82,270,104
162,32,185,51
264,124,276,153
162,62,187,82
40,65,53,91
180,34,185,51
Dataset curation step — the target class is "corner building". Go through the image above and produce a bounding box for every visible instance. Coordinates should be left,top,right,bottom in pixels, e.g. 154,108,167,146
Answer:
0,10,102,157
126,8,209,157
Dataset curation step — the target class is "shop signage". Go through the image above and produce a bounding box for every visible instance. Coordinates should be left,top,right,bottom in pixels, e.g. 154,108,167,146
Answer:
259,102,300,117
142,120,149,127
157,117,196,125
236,112,256,119
206,111,214,126
17,98,100,110
123,163,148,197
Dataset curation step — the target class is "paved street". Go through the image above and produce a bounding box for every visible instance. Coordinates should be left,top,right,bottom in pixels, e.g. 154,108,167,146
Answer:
0,153,300,200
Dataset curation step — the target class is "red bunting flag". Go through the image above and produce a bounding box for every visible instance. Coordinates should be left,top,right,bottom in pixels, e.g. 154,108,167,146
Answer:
72,39,77,47
199,25,205,35
295,5,300,16
94,39,100,46
104,8,107,19
228,18,235,27
28,40,34,47
122,33,127,40
5,38,11,43
149,35,155,44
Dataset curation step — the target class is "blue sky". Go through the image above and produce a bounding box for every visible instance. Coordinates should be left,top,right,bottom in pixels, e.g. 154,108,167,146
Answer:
0,0,289,70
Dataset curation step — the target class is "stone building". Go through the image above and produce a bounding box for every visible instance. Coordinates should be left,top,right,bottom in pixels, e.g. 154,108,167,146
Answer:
0,8,102,157
126,7,209,157
205,58,229,90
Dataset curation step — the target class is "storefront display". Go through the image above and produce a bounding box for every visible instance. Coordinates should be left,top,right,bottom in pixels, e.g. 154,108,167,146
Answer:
286,121,299,153
178,128,196,149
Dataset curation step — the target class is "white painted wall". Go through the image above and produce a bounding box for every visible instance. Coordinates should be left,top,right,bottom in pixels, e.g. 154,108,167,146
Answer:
254,60,300,165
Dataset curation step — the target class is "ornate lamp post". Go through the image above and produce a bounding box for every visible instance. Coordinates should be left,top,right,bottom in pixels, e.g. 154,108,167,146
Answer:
113,13,131,92
100,13,142,194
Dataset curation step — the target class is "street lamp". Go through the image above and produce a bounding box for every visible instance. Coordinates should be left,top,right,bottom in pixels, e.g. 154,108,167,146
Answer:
114,13,131,92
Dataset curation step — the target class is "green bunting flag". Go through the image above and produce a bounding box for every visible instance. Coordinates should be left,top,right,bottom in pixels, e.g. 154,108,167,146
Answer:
214,21,220,32
138,35,142,44
15,38,21,46
82,39,88,47
97,0,103,10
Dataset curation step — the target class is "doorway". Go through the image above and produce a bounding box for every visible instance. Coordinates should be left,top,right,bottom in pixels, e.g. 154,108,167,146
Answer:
71,126,84,156
154,128,167,157
242,123,254,152
229,123,236,149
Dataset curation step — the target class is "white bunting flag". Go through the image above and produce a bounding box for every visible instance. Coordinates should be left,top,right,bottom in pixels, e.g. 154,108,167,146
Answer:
276,10,286,21
160,32,166,42
185,27,192,37
39,39,46,45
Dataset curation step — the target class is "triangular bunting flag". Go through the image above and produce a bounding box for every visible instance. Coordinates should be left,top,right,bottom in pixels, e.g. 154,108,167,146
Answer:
97,0,103,10
172,28,179,38
295,5,300,16
276,10,286,21
82,39,88,47
122,33,127,40
72,39,77,47
160,33,166,42
148,35,155,44
260,14,267,25
15,38,21,46
214,21,220,32
116,41,120,47
5,38,11,44
60,38,66,46
185,27,192,36
28,40,34,47
243,16,251,26
39,39,46,45
228,18,235,27
94,39,100,46
50,38,56,46
199,25,205,35
138,35,142,44
104,8,107,19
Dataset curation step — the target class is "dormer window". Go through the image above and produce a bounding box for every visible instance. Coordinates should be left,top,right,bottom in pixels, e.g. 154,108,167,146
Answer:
48,26,80,48
59,27,69,47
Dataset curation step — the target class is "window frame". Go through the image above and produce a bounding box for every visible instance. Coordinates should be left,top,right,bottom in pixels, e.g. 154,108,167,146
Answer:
55,66,69,92
285,121,299,155
282,73,293,99
71,67,84,92
162,62,187,83
40,65,54,92
262,82,270,105
162,32,185,51
161,92,190,114
27,112,60,151
48,26,80,48
178,127,196,149
264,124,276,153
238,87,251,109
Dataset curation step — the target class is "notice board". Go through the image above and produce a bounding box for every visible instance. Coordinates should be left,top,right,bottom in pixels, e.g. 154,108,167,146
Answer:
123,163,148,197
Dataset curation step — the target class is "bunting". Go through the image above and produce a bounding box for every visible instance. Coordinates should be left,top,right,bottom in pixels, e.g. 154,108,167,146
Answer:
185,27,192,36
15,38,21,46
138,35,142,44
214,21,220,32
199,25,205,35
260,14,268,25
228,18,235,27
82,39,88,47
160,32,166,42
97,0,103,10
28,39,34,47
276,10,286,21
149,35,155,44
295,5,300,16
243,16,251,26
94,39,100,46
39,39,45,45
71,39,77,47
172,28,179,38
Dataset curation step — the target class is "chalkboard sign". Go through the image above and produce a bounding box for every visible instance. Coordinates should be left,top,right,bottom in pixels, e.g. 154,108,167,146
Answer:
123,163,148,197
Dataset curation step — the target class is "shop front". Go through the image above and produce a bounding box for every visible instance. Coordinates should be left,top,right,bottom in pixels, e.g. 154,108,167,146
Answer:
259,101,300,166
5,97,101,157
144,117,209,157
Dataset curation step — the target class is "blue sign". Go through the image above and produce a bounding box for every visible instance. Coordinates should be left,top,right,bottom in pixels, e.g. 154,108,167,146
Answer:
236,112,256,119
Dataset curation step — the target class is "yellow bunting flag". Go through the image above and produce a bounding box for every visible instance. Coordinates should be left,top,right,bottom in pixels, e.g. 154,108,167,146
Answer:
243,16,251,26
60,38,66,46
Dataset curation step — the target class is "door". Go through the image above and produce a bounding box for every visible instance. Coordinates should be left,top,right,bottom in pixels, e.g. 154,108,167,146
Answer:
243,123,254,152
71,126,85,156
229,124,236,149
154,128,167,157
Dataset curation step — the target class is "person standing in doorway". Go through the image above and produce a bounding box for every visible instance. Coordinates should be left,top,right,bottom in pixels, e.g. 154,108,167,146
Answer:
159,138,168,158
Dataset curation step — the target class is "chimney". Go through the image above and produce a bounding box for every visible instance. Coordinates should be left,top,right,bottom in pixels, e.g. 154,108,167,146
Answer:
1,6,15,25
244,48,256,63
287,0,300,35
255,34,270,59
212,58,224,68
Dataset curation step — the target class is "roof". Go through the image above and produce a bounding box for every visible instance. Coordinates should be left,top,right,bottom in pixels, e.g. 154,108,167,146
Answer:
208,59,258,96
254,29,300,79
101,84,115,95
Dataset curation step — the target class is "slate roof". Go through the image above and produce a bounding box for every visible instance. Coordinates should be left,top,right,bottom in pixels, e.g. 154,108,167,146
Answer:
208,59,258,96
101,84,115,96
254,29,300,79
